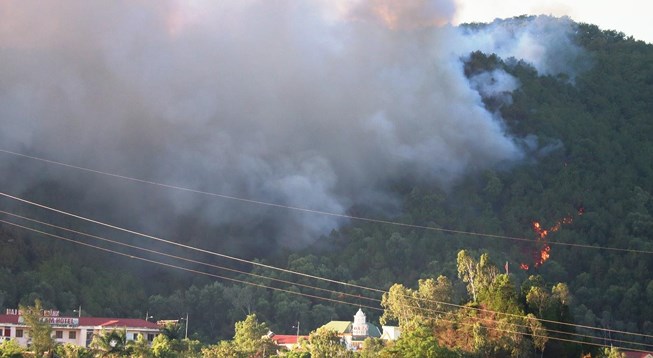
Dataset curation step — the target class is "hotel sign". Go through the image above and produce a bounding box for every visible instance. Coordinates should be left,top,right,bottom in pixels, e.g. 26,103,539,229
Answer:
42,317,79,326
17,316,79,327
6,309,60,317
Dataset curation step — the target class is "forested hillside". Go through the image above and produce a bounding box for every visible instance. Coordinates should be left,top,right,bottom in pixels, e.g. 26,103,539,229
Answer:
1,19,652,356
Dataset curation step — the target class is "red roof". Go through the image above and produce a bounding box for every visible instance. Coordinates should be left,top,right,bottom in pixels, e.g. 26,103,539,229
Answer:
80,317,159,329
0,315,19,324
272,335,307,345
0,315,158,329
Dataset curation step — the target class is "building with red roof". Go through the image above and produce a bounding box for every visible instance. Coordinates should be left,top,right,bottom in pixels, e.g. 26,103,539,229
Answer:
270,334,308,351
0,309,160,348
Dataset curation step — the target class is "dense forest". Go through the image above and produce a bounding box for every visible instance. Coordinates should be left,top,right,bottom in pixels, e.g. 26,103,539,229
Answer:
1,18,653,357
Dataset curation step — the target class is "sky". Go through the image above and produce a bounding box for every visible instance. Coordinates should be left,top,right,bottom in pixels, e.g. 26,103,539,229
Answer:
454,0,652,44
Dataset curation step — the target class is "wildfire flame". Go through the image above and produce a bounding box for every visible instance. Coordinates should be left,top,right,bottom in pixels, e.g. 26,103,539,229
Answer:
535,244,551,267
520,213,576,270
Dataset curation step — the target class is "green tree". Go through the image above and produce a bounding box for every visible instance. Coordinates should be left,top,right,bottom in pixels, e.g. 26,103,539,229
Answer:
174,338,202,357
472,323,490,356
284,351,311,358
19,299,55,357
201,341,239,358
232,313,275,357
0,339,24,358
308,327,350,358
359,337,385,357
90,329,130,357
150,334,175,358
457,251,498,302
383,321,459,358
526,286,551,318
599,347,626,358
380,283,414,327
381,275,453,328
526,314,548,357
483,274,522,314
129,333,153,358
160,322,183,341
552,283,571,306
54,343,92,358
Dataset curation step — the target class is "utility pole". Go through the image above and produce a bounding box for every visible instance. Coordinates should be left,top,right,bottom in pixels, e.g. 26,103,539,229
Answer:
185,312,189,340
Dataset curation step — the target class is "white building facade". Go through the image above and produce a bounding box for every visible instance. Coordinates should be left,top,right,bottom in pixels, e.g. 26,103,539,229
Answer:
0,309,159,348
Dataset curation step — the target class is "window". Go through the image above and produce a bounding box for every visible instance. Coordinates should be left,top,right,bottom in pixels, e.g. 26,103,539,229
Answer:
69,331,76,339
15,329,23,338
3,327,9,337
55,331,63,339
147,333,154,342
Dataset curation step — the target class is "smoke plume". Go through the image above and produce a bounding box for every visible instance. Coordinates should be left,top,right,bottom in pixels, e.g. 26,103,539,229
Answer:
0,1,584,252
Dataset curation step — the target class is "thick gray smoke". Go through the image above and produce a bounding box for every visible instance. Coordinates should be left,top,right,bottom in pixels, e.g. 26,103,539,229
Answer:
0,1,584,250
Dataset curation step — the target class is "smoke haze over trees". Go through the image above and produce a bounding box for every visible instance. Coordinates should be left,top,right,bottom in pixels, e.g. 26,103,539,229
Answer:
1,1,584,251
1,1,652,355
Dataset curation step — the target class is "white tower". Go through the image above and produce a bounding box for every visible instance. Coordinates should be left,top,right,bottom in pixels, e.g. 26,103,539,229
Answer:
351,308,368,337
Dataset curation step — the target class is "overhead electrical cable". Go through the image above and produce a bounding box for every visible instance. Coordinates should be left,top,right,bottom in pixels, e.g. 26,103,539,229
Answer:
1,149,650,340
0,218,382,312
1,148,652,255
5,210,648,349
0,191,380,293
0,209,379,304
2,192,653,342
1,217,651,354
1,207,652,347
431,313,653,355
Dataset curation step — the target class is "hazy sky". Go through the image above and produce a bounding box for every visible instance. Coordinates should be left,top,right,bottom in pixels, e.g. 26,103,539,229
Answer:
454,0,651,44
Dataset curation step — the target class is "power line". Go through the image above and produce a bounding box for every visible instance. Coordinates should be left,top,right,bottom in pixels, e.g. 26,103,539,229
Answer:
0,209,379,304
0,219,382,313
3,192,652,342
2,217,651,354
2,206,652,347
2,149,652,338
0,191,380,292
432,312,653,355
1,148,651,255
403,286,653,340
6,210,650,349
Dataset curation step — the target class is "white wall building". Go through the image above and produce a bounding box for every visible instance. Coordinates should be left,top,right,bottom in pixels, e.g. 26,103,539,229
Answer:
0,309,160,348
320,308,382,350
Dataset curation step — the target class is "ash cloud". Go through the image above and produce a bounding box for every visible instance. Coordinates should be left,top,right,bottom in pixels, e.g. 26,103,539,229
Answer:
0,1,584,251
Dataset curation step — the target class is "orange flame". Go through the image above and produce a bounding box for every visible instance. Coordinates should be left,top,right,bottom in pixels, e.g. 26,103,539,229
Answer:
534,245,551,267
525,214,575,269
532,221,549,239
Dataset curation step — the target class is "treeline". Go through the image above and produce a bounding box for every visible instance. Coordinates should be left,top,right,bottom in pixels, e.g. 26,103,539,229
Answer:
1,18,653,355
0,251,629,357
